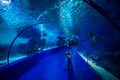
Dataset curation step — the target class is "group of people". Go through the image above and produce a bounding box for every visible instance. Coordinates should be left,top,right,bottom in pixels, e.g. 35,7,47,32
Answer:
65,35,79,70
56,35,78,48
26,32,47,54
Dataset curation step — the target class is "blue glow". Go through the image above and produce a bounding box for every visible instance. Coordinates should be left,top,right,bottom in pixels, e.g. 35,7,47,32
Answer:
0,0,11,11
0,0,120,79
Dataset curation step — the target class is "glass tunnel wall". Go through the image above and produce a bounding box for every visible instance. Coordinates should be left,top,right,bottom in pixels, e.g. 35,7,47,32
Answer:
0,0,120,79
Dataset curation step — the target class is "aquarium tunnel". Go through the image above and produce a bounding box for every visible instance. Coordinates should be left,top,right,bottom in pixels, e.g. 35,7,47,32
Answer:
0,0,120,80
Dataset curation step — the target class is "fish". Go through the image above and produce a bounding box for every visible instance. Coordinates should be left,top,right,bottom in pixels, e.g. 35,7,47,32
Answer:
89,32,100,45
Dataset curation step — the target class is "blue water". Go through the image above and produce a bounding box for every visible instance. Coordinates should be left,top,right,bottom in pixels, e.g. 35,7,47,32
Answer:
0,0,120,79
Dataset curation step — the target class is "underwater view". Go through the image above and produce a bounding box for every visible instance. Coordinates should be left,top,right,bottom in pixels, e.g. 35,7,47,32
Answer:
0,0,120,80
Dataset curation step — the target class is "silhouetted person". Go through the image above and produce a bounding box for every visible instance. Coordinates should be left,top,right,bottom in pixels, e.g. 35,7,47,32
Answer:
38,32,47,51
65,51,72,70
65,36,78,50
56,36,66,46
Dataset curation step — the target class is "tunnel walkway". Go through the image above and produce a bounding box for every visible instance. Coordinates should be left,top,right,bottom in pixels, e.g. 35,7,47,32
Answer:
0,46,102,80
19,47,75,80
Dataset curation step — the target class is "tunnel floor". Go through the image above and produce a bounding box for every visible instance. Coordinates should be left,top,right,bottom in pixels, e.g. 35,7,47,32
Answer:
18,47,102,80
19,48,75,80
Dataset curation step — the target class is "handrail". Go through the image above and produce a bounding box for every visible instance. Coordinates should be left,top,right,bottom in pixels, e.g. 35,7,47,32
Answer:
76,50,105,80
83,0,120,32
7,22,46,64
